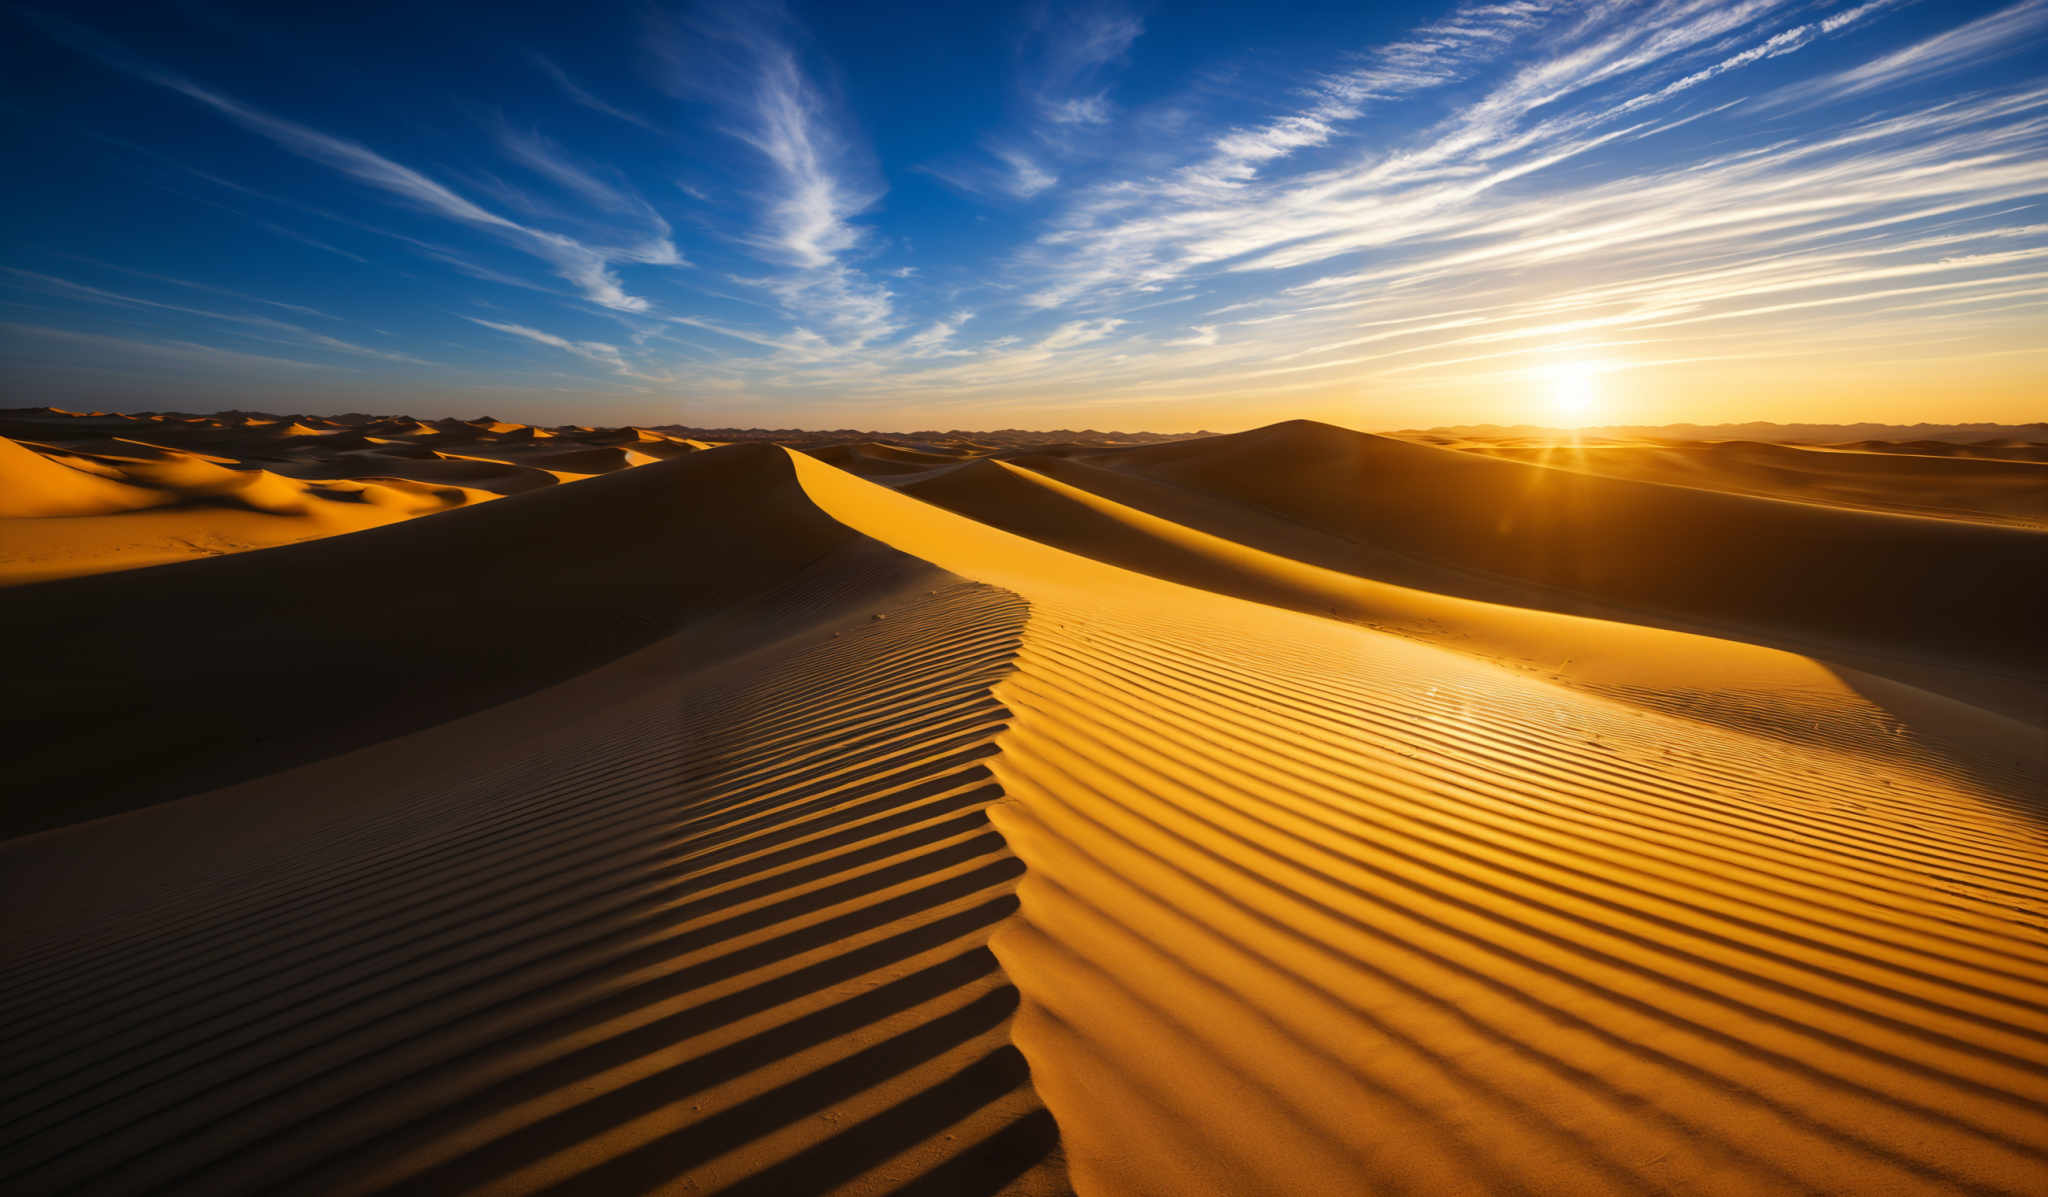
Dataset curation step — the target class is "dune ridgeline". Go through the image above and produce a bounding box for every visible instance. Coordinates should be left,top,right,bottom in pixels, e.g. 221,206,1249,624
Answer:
2,411,2044,1195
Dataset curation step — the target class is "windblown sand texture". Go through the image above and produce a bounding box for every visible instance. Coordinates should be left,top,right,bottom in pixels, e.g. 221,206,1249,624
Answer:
3,414,2044,1195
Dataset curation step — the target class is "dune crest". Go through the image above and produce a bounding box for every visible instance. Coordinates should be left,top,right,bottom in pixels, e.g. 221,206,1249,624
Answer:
790,450,2048,1196
1,417,2041,1196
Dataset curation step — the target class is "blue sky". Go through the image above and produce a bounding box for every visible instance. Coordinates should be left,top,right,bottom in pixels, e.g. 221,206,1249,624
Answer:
2,0,2044,429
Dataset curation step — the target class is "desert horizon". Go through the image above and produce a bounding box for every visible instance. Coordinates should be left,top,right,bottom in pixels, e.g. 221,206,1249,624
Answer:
5,0,2046,1194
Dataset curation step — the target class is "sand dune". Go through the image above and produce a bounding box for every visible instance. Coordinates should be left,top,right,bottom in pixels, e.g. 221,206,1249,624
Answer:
2,416,2043,1195
803,442,966,478
901,457,2026,761
792,452,2048,1196
0,433,494,583
0,435,170,517
0,445,865,834
1092,421,2047,681
1433,436,2048,527
0,412,693,584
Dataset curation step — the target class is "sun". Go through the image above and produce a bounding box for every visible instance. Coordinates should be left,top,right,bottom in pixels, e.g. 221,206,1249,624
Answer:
1542,359,1603,428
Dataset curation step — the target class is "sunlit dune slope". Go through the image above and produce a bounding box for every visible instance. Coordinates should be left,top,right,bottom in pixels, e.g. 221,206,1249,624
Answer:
0,413,686,584
0,434,494,582
1092,420,2047,676
790,451,2048,1197
902,456,2029,762
0,444,857,834
1436,437,2048,527
0,532,1064,1195
0,435,169,517
2,431,2044,1197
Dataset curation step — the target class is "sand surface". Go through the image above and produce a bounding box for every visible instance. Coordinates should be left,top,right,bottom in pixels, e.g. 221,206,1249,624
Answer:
2,417,2043,1195
0,410,705,584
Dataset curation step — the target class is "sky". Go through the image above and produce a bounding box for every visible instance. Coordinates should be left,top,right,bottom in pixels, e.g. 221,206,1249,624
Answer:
1,0,2044,432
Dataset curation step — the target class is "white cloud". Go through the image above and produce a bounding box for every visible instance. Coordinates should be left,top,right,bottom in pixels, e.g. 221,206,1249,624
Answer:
1805,0,2048,101
902,310,975,357
668,5,899,350
1045,94,1111,126
45,21,660,314
463,315,636,375
1040,317,1125,349
994,147,1060,196
923,145,1060,200
498,128,638,215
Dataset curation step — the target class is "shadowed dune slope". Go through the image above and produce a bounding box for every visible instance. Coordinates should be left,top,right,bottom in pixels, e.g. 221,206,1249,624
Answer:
1095,421,2048,678
792,451,2048,1197
803,443,965,478
0,548,1064,1195
0,444,859,836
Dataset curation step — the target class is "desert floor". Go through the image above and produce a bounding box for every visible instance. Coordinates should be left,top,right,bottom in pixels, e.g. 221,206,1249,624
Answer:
2,409,2044,1195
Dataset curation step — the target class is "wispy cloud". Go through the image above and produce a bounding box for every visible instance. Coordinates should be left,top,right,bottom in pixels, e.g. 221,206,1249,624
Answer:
35,13,659,313
494,126,686,266
1040,316,1124,349
2,268,425,363
923,5,1141,208
1026,4,1143,128
497,127,643,215
54,257,337,320
921,144,1060,200
1796,0,2048,102
662,2,898,348
527,52,662,133
1196,0,1558,184
902,310,975,357
462,315,639,375
0,322,339,372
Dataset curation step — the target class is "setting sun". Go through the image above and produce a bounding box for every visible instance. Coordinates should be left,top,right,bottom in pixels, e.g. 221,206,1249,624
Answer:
1541,359,1604,427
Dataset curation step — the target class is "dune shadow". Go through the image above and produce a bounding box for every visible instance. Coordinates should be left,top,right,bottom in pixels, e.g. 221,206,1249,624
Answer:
0,554,1062,1194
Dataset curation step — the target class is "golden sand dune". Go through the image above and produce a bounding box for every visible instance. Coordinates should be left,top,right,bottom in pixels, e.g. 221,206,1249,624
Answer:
798,453,2047,1195
1,418,2043,1195
0,435,169,517
0,434,493,583
901,456,2023,761
1090,422,2046,683
1433,436,2048,527
0,412,692,584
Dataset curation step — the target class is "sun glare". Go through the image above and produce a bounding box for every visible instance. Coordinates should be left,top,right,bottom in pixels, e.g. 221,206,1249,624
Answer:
1543,359,1603,428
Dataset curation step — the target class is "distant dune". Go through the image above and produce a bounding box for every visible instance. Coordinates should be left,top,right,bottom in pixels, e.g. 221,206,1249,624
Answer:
1410,435,2048,526
2,410,2043,1195
1401,419,2048,445
0,409,711,583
